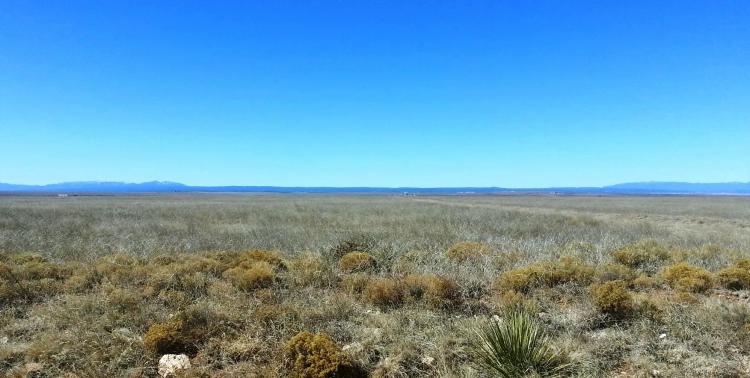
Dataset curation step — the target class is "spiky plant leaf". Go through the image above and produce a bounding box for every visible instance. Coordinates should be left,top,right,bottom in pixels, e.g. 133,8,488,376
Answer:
472,309,572,377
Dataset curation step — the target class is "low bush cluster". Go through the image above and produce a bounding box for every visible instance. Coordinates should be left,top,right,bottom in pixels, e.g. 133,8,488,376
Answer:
363,278,405,308
222,261,277,291
495,256,596,292
589,280,634,320
339,252,378,273
661,263,713,293
446,241,490,262
403,274,460,310
717,259,750,290
143,306,219,355
612,239,671,273
283,331,364,377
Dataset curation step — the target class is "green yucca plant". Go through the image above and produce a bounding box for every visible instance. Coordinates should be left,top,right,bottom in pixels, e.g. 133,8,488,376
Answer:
472,309,572,377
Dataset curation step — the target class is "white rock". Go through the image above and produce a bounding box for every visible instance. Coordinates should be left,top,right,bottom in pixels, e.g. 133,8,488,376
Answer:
658,333,667,340
342,341,363,354
158,354,191,377
24,362,42,373
421,355,435,365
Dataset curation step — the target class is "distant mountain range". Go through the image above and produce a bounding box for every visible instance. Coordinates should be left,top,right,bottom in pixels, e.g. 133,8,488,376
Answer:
0,181,749,195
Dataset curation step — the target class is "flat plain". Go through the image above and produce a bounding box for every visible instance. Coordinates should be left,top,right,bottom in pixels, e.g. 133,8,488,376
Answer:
1,194,750,376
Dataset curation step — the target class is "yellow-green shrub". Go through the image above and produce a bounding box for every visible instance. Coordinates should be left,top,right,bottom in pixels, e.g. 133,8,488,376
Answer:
290,252,336,288
363,278,404,308
403,274,460,310
243,250,287,270
341,273,371,295
143,307,215,355
95,254,148,286
222,262,276,291
661,263,713,293
495,257,596,292
612,240,671,272
106,286,144,310
339,252,377,273
446,241,490,262
717,260,750,290
632,274,661,290
283,331,360,378
590,280,634,319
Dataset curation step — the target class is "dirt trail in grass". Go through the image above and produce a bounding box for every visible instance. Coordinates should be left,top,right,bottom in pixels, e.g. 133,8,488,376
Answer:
410,196,750,248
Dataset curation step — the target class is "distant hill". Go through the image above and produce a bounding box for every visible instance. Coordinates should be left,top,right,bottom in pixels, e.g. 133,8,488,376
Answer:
602,182,750,194
1,181,749,195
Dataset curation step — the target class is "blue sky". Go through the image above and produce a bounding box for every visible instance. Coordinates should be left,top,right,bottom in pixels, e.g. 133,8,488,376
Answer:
1,1,748,187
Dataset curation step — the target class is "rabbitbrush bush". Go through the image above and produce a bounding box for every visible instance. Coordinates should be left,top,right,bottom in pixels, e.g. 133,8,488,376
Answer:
403,273,460,310
662,263,714,293
612,239,671,273
363,278,405,308
284,331,363,377
446,241,490,262
472,310,571,377
717,259,750,290
222,261,276,291
495,256,596,292
339,252,377,273
589,280,634,320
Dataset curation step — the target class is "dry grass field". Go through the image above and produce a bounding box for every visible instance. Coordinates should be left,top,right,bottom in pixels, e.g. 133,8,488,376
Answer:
1,194,750,377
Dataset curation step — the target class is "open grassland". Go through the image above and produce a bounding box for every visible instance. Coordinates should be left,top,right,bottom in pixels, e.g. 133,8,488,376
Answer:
1,194,750,377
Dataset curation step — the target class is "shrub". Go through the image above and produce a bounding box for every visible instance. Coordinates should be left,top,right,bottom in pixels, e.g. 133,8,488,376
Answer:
446,241,490,262
283,331,362,377
243,250,287,271
632,274,661,290
661,263,713,293
169,256,223,276
95,254,148,286
589,280,634,319
471,310,571,377
403,274,460,310
143,307,215,355
341,273,371,295
290,252,336,288
363,278,404,308
106,286,144,310
612,240,671,272
222,262,276,291
717,260,750,290
144,319,187,355
339,252,377,273
495,257,596,292
329,236,375,260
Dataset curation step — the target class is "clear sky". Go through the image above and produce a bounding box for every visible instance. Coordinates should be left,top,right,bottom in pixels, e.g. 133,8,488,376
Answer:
1,1,748,187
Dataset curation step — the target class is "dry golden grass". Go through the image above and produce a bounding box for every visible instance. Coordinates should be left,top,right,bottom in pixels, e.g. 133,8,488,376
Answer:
1,194,749,376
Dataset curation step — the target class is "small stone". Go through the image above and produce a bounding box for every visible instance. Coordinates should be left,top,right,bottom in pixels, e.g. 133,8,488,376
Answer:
652,369,661,376
658,333,667,339
25,362,43,372
421,355,435,365
342,341,363,354
158,354,191,377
